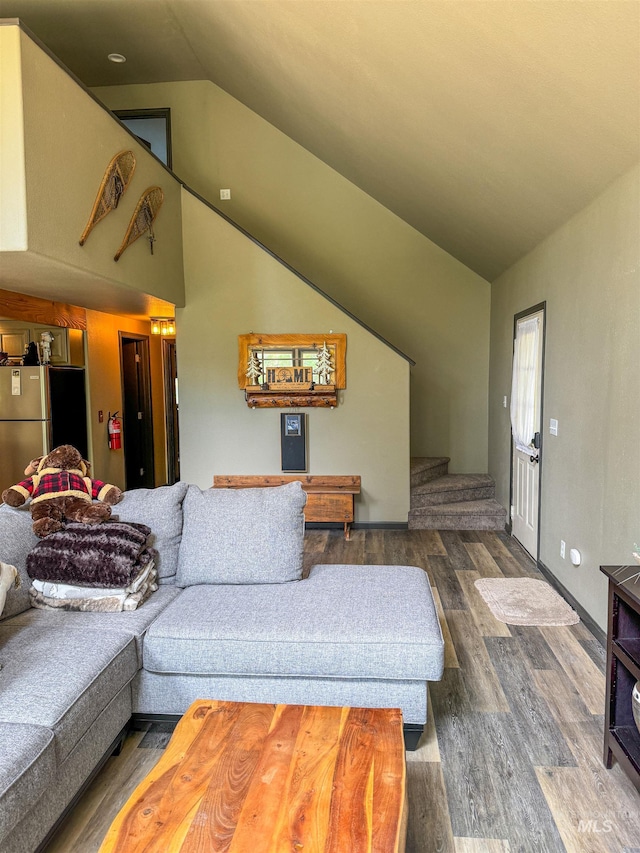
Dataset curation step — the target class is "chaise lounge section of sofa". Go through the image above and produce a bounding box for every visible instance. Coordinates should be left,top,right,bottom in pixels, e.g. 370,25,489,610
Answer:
0,480,444,852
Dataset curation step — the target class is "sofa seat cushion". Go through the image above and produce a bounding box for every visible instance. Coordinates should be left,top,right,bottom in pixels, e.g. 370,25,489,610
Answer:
0,623,137,764
144,564,444,681
4,586,181,665
176,482,306,586
0,722,55,843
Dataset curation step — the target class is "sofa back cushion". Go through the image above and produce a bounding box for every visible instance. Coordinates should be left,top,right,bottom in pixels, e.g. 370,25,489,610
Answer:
176,482,306,585
115,482,188,584
0,504,38,620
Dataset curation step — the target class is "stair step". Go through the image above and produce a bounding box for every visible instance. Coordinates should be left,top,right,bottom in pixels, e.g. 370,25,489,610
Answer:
410,456,450,487
411,474,495,507
408,499,507,531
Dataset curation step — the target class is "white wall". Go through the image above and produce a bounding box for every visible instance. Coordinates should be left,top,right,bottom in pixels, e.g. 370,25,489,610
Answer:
0,26,27,251
178,189,411,522
489,165,640,629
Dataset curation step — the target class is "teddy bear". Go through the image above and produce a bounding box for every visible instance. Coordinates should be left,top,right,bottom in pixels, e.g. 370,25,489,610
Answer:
1,444,123,538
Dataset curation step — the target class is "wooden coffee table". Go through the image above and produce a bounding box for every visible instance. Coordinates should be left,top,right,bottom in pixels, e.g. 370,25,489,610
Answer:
99,700,407,852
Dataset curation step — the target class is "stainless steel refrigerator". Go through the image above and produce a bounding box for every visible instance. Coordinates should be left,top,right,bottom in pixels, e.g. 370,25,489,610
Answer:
0,365,88,494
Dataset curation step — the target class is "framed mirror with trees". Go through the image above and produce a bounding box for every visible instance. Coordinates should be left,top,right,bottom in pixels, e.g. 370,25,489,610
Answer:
238,333,346,408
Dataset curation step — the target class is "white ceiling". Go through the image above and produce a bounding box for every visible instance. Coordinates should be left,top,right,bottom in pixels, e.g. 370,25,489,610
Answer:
1,0,639,280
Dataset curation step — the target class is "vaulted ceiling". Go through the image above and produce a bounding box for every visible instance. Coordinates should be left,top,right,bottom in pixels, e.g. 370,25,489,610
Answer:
2,0,638,280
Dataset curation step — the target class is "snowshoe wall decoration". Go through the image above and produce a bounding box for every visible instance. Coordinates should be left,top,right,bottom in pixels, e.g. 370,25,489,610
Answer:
114,186,164,261
79,150,136,246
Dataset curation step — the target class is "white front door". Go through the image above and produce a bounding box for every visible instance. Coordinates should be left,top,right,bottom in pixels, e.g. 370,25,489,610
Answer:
511,309,544,559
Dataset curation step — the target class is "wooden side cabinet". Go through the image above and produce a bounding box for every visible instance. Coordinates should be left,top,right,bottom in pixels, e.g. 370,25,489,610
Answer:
213,475,361,540
601,564,640,792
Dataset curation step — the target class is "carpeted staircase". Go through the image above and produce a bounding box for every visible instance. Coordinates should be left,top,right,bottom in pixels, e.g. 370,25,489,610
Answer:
409,457,507,530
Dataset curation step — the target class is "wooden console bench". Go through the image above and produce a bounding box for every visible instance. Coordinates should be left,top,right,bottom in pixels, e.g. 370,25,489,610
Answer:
213,475,361,540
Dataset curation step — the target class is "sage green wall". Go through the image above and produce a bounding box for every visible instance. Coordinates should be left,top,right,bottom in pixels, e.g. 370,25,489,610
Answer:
489,165,640,630
178,189,410,522
95,80,491,472
14,29,184,309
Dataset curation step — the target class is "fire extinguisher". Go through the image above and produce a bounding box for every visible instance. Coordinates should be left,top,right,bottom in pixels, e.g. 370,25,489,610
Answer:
108,412,122,450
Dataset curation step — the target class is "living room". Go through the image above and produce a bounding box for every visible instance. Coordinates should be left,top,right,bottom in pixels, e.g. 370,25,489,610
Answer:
0,3,639,850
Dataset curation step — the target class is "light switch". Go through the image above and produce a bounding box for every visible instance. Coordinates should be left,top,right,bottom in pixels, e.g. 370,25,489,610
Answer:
549,418,558,436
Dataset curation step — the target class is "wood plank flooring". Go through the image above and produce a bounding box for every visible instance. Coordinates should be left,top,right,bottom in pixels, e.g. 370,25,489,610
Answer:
45,530,640,853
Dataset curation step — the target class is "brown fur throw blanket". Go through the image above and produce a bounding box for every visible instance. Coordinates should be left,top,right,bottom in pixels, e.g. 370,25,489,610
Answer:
26,521,157,586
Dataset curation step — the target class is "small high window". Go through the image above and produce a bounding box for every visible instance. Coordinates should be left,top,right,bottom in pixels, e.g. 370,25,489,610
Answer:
113,108,172,169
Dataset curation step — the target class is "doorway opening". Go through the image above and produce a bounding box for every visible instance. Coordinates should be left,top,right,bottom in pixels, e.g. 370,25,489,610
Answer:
510,303,546,560
162,338,180,484
113,108,172,169
119,333,155,490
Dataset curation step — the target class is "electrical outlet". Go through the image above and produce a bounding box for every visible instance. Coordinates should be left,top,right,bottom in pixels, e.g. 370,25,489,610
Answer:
220,189,231,200
560,540,566,559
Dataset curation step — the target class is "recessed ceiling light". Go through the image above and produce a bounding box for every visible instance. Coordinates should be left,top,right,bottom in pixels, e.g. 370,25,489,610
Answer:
108,53,126,64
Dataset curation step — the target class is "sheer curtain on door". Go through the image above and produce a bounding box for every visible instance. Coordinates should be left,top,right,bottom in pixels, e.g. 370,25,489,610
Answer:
510,316,541,456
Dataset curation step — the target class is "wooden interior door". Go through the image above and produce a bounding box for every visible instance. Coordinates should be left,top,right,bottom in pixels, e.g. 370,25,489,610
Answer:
120,334,154,490
162,338,180,484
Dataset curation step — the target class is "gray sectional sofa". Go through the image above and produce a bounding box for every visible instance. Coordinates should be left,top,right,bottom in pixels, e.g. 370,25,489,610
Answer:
0,481,444,853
